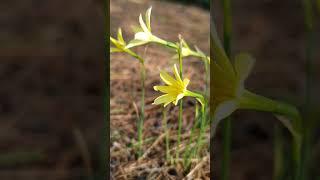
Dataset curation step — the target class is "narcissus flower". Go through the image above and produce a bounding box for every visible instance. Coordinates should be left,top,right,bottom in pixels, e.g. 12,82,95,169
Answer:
153,64,204,107
172,39,210,64
110,28,143,63
126,7,172,49
210,20,301,136
110,28,127,53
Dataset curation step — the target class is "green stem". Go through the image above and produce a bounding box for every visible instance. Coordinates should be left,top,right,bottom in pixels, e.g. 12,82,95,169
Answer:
176,39,184,161
153,36,178,49
239,90,303,180
196,105,207,155
137,62,146,157
240,90,301,130
221,0,232,179
163,106,170,161
301,0,315,178
188,104,207,167
274,124,284,180
183,101,199,167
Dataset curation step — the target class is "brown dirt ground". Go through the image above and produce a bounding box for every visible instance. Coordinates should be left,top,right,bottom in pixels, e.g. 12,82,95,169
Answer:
111,0,320,179
1,0,319,179
110,0,210,179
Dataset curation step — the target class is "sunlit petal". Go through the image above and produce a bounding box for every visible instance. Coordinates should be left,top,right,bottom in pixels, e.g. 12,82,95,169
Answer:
173,64,183,83
154,85,178,94
145,7,152,31
160,71,176,85
174,93,185,105
183,78,190,88
153,94,175,105
139,14,149,33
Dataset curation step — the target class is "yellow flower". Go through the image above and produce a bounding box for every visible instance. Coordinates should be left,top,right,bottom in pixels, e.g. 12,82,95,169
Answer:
172,39,210,64
211,20,301,136
126,7,170,49
110,28,127,53
153,64,204,107
110,28,143,63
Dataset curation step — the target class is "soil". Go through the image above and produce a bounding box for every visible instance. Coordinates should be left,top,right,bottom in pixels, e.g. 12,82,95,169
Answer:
110,0,320,179
1,0,319,179
110,0,210,179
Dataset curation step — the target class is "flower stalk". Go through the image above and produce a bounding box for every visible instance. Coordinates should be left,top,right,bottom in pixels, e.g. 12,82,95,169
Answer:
221,0,233,179
300,0,315,179
176,39,184,161
137,61,146,157
109,29,146,157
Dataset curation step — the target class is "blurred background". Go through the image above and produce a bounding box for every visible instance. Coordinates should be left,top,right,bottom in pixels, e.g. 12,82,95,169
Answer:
1,0,105,179
1,0,319,179
211,0,320,179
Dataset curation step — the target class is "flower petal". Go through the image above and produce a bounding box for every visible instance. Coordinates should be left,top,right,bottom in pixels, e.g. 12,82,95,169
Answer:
126,39,147,49
154,85,178,94
153,94,175,106
174,93,185,105
210,18,234,75
211,100,237,140
173,64,183,83
110,47,122,53
183,78,190,88
139,14,149,33
134,32,149,41
214,100,238,123
145,7,152,31
234,53,255,83
160,71,176,85
117,28,125,44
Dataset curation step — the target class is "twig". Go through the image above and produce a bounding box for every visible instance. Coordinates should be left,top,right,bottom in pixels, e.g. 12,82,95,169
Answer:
184,155,209,179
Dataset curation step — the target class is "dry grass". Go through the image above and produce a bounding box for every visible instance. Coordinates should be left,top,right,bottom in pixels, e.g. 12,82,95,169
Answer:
110,0,210,179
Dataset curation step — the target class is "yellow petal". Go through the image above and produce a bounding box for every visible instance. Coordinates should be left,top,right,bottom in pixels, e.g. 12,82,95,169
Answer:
163,101,172,107
117,28,125,44
183,78,190,88
154,85,178,94
153,94,175,105
160,71,176,85
174,93,185,105
173,64,183,83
